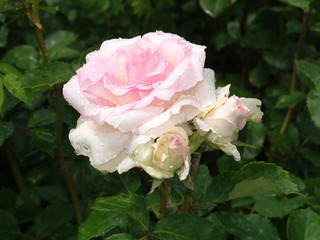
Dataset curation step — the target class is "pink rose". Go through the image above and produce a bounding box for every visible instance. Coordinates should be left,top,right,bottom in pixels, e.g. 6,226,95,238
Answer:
63,31,215,174
194,85,263,160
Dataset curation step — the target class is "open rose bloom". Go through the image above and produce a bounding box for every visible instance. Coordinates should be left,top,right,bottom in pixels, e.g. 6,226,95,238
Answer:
63,31,263,180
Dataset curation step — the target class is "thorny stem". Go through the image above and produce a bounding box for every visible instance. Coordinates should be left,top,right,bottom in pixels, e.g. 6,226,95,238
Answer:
159,179,170,218
177,144,205,214
280,10,309,134
4,142,31,203
21,0,83,224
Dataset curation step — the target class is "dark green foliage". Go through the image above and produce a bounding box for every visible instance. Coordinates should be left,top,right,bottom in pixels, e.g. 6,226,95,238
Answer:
1,0,320,239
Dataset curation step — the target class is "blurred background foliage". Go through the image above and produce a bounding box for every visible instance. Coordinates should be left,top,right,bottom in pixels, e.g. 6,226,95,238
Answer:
1,0,320,239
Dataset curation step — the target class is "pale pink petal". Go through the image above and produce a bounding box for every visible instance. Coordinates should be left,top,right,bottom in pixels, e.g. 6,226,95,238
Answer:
138,69,216,137
98,36,141,58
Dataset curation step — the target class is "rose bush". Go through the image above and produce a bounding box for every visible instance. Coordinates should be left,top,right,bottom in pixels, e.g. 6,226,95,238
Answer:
63,31,216,176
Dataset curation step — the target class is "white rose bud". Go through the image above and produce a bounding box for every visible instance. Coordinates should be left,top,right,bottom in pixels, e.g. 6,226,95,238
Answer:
134,127,190,180
194,85,263,161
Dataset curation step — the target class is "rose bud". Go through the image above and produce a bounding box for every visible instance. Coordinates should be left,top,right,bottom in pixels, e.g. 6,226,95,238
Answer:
134,126,190,180
194,85,263,160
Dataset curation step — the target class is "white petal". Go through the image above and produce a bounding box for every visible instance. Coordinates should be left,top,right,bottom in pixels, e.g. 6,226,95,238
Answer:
69,117,132,172
63,76,99,118
187,68,216,108
117,157,136,174
137,96,200,137
240,98,263,122
216,84,230,101
194,117,211,135
177,156,191,180
219,142,241,161
138,165,174,179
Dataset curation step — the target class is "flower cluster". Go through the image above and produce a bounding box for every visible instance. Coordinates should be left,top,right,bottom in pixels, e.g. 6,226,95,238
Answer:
63,31,263,180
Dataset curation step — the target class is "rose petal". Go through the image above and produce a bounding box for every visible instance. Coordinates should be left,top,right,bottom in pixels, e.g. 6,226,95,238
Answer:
138,69,216,137
240,98,263,122
69,117,132,173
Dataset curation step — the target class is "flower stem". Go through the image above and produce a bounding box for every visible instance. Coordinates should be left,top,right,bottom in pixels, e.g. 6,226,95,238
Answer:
177,144,205,214
4,141,31,203
159,179,170,218
21,0,83,224
280,10,309,134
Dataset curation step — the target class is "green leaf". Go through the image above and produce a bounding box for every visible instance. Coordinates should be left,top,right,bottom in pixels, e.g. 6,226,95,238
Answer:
79,211,129,240
0,209,19,239
45,30,79,60
214,31,234,50
0,121,14,146
189,131,208,154
34,203,73,238
297,60,320,92
274,91,305,109
0,0,25,12
254,195,306,218
104,233,136,240
263,45,294,70
118,171,141,194
249,65,269,88
49,47,79,61
20,62,75,88
33,186,68,203
206,214,228,239
199,0,236,18
0,187,17,210
300,147,320,167
241,122,265,161
28,108,56,127
0,63,22,76
153,214,216,240
192,165,213,202
287,208,320,240
213,212,280,240
92,194,149,231
0,80,3,111
227,20,240,40
2,45,39,70
307,89,320,128
202,162,298,204
45,30,78,49
3,73,34,106
0,25,8,47
28,128,55,156
267,129,291,153
279,0,313,11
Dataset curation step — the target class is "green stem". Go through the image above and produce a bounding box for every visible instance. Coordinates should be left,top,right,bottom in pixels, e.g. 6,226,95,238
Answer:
4,142,31,203
159,180,170,218
177,144,205,214
280,10,309,134
22,0,83,224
